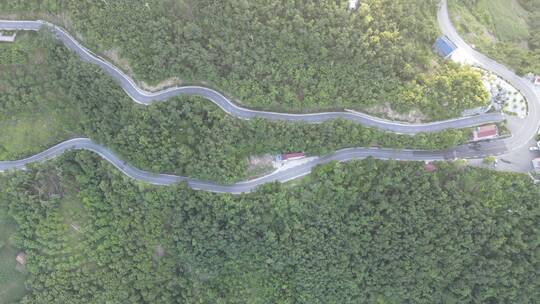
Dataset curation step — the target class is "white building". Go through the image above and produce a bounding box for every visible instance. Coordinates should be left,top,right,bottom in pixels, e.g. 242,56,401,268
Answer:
0,32,17,43
532,158,540,172
349,0,359,10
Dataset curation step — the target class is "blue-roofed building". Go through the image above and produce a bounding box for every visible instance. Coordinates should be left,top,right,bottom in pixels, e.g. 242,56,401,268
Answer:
433,36,457,58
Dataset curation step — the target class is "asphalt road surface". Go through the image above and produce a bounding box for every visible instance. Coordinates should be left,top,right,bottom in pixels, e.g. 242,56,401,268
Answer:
0,19,505,135
0,138,453,194
0,0,539,193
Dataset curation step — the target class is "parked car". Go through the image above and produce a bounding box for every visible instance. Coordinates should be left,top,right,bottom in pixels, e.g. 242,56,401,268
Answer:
530,146,540,151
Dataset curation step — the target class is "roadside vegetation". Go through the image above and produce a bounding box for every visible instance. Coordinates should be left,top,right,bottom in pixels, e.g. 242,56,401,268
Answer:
0,0,489,120
0,214,26,304
0,153,537,303
0,3,537,304
0,34,81,159
1,32,471,183
449,0,540,75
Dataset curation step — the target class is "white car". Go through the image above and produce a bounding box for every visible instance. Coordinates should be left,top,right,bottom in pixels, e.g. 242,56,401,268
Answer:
530,146,540,151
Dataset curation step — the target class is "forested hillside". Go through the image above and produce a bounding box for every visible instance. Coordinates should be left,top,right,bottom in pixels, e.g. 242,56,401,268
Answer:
0,32,469,183
0,153,538,303
0,2,537,304
0,0,489,119
449,0,540,75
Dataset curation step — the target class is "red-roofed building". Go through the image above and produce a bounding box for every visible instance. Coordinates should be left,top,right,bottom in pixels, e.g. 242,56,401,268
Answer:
281,152,305,161
424,162,437,172
472,124,498,141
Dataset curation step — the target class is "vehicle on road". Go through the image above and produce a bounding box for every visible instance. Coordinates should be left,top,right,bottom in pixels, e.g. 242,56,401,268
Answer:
530,142,540,151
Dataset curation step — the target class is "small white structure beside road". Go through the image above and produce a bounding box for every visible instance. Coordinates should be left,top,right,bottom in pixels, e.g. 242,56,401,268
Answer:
532,158,540,172
0,31,16,42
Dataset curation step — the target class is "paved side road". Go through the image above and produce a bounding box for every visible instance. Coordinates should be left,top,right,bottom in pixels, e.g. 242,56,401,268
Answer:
0,138,453,194
0,137,511,194
0,20,505,135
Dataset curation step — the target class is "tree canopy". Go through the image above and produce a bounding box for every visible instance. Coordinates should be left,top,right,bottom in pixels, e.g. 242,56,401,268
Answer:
1,0,489,119
0,152,538,303
0,32,470,183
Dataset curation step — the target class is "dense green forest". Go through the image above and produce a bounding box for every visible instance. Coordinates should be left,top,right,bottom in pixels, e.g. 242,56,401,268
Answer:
0,32,470,183
0,0,489,119
1,2,537,304
0,152,538,303
449,0,540,75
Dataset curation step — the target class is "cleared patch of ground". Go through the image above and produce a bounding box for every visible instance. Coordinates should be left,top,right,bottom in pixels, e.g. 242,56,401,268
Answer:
479,0,529,43
102,48,134,75
449,0,539,74
58,188,90,265
0,216,27,303
367,102,428,123
245,154,275,179
102,48,185,92
0,110,78,159
0,32,81,160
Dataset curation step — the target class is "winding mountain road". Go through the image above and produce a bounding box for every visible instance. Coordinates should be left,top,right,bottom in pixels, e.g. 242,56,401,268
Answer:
0,19,504,135
0,138,454,194
0,0,539,193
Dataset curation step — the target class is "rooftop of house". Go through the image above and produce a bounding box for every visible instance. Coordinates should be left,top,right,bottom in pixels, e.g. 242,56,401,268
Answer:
0,31,17,42
473,124,498,140
478,124,497,135
282,152,305,160
433,36,457,58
